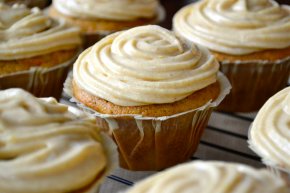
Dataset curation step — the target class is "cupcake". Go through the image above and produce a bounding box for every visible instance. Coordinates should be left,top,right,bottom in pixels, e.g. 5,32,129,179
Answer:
1,0,50,8
249,87,290,185
49,0,165,47
0,88,116,193
125,161,288,193
173,0,290,112
66,25,231,170
0,3,82,99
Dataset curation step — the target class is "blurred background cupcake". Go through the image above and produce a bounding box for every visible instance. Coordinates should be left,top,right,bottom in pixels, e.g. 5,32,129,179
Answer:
173,0,290,112
0,88,116,193
125,161,288,193
67,25,231,171
49,0,165,48
0,0,50,8
0,3,82,99
249,87,290,186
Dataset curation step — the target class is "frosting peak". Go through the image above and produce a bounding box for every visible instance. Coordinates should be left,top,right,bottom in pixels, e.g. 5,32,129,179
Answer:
0,3,81,60
249,87,290,171
0,88,107,193
53,0,160,21
173,0,290,55
73,25,219,106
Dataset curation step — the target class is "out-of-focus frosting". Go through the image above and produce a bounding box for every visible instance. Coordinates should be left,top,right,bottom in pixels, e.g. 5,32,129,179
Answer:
126,161,288,193
0,3,81,60
73,25,219,106
0,88,107,193
173,0,290,55
53,0,159,21
249,87,290,171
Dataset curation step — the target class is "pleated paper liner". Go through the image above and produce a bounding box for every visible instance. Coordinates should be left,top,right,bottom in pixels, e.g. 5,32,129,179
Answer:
218,56,290,112
0,50,80,100
65,72,231,171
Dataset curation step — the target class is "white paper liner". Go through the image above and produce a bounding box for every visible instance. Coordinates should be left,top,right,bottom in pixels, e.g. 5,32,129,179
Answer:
66,106,118,193
0,49,81,99
218,56,290,112
248,124,290,186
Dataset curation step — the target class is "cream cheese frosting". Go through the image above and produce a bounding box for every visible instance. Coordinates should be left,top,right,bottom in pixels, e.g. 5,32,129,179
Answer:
0,3,81,60
249,87,290,171
73,25,219,106
53,0,159,21
126,161,288,193
0,88,107,193
173,0,290,55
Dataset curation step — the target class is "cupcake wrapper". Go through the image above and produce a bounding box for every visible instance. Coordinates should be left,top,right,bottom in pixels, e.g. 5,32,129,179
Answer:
82,5,166,48
0,50,80,99
65,72,231,171
218,56,290,112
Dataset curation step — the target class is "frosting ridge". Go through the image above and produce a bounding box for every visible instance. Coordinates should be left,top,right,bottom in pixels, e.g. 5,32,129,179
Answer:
173,0,290,55
126,161,288,193
0,3,81,60
73,25,219,106
249,87,290,171
0,88,107,193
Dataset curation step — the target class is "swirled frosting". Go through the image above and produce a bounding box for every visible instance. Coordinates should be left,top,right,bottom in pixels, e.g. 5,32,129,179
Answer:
73,25,219,106
53,0,159,21
126,161,288,193
249,87,290,171
0,88,107,193
173,0,290,55
0,3,81,60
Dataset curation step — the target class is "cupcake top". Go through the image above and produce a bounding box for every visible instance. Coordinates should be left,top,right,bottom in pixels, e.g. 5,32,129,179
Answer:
173,0,290,55
73,25,219,106
0,88,108,193
0,3,81,60
249,87,290,172
53,0,160,21
126,161,288,193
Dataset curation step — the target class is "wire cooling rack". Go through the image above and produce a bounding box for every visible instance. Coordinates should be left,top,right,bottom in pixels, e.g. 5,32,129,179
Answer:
60,97,262,193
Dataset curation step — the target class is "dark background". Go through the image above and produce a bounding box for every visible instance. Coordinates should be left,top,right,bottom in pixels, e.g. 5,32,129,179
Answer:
159,0,290,29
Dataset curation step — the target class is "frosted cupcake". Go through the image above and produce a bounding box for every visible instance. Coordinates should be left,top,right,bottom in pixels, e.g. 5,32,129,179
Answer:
0,3,81,99
49,0,165,47
0,88,115,193
249,87,290,185
125,161,288,193
173,0,290,112
67,25,231,170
